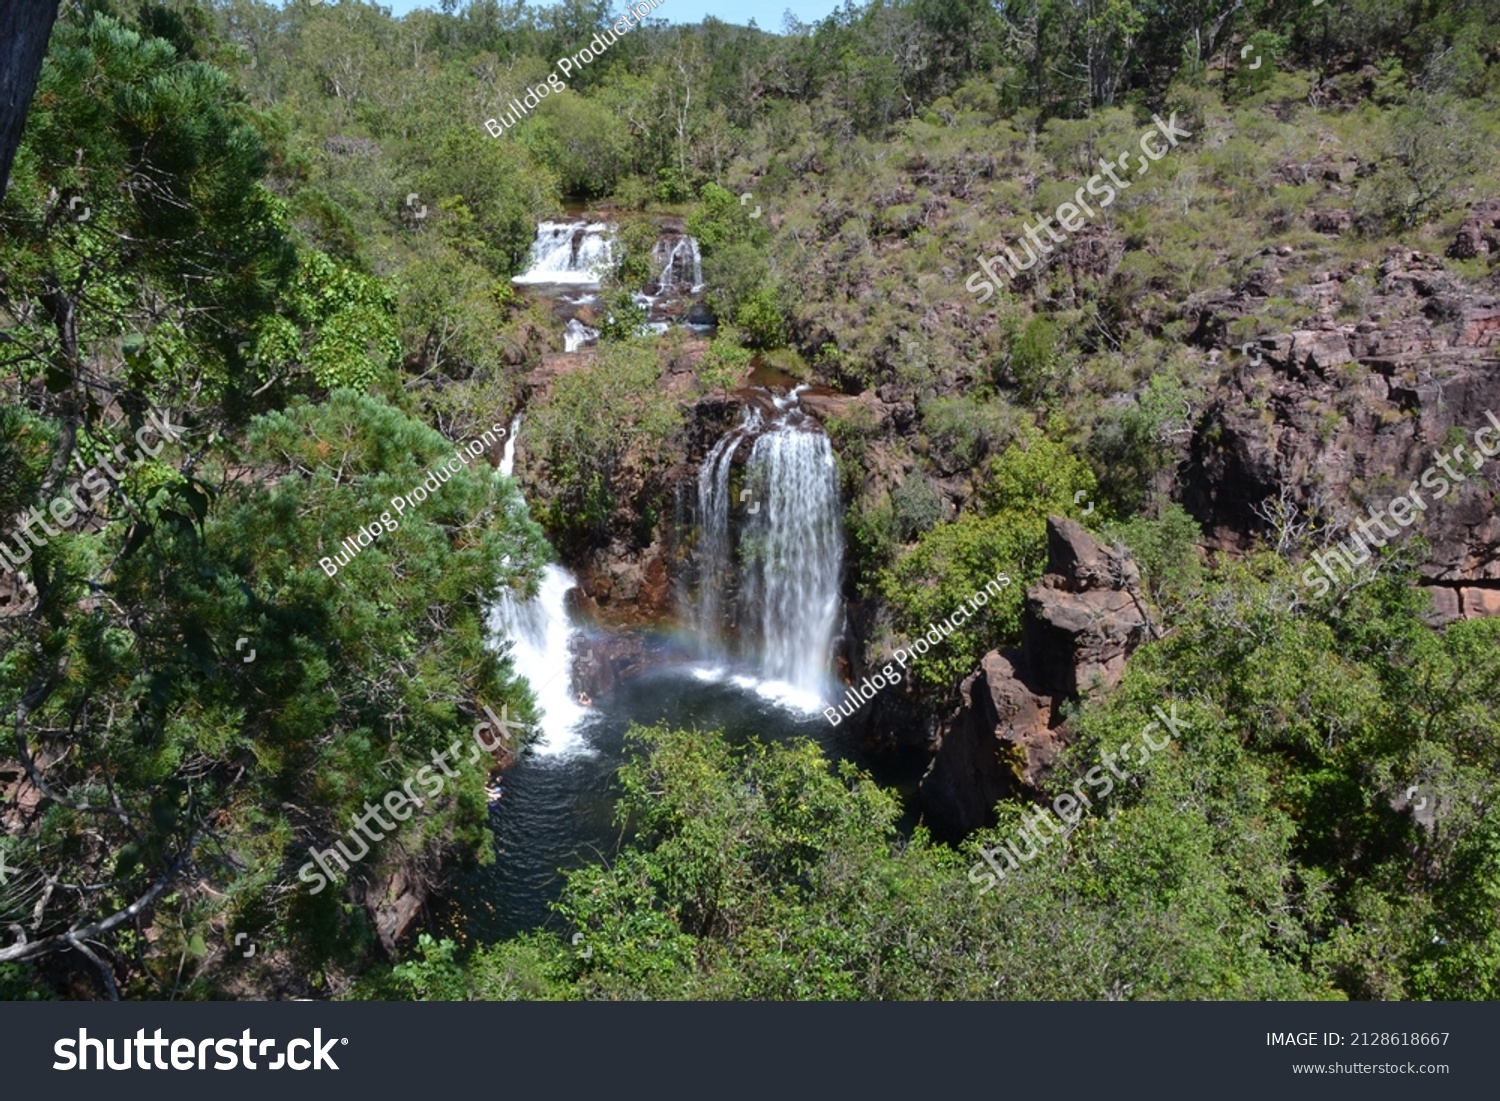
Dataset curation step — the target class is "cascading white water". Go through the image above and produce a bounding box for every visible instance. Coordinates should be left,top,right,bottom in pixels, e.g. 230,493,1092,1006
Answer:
652,235,704,293
491,414,588,756
692,407,763,658
690,392,842,707
489,566,586,756
512,221,615,285
513,222,704,353
740,420,842,696
563,318,599,353
499,414,521,477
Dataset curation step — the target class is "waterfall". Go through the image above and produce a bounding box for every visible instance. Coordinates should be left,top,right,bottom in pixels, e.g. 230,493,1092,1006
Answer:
513,222,701,293
489,566,587,756
741,420,843,694
512,221,615,285
652,235,704,293
499,414,521,477
692,407,762,658
490,414,588,756
512,222,704,353
563,318,599,353
689,391,842,706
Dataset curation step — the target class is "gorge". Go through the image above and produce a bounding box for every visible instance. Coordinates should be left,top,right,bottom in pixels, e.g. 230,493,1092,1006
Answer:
444,373,906,939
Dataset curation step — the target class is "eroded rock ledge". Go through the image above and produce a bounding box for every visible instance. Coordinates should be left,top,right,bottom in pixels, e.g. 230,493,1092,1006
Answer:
919,517,1150,839
1182,245,1500,619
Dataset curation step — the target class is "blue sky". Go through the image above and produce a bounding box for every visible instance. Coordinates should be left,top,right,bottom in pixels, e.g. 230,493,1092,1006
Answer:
370,0,848,28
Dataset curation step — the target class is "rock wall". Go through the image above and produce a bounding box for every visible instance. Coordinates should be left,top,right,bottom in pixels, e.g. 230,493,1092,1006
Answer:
1182,244,1500,620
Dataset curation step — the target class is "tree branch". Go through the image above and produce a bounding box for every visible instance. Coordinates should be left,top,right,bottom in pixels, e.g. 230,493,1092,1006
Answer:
0,841,194,965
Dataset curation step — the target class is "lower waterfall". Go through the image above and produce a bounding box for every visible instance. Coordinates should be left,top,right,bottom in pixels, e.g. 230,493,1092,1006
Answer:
688,389,843,707
489,415,588,756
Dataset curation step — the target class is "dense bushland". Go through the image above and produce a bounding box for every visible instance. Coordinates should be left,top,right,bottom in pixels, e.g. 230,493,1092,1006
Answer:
2,0,1498,999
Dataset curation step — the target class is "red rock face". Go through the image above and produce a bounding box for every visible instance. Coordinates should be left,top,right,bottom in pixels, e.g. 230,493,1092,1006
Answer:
919,652,1058,841
1460,586,1500,618
920,518,1150,839
1426,586,1462,624
1458,306,1500,348
1181,247,1500,597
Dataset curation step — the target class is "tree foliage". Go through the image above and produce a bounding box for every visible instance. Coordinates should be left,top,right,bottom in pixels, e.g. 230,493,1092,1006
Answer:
881,424,1098,689
527,339,682,549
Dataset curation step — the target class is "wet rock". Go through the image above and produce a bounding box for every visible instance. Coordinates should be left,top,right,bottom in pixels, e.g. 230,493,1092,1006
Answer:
796,389,863,422
571,631,652,700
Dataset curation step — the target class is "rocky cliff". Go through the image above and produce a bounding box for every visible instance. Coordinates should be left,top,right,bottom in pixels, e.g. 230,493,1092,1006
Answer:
1182,238,1500,621
920,517,1150,838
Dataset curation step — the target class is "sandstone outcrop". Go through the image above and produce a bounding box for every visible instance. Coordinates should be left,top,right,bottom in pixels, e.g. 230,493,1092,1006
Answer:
363,864,426,955
1181,246,1500,619
1448,199,1500,260
919,517,1150,839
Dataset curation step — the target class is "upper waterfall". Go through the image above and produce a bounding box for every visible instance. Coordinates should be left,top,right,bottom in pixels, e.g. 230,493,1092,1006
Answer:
509,219,708,349
512,221,615,286
651,233,704,294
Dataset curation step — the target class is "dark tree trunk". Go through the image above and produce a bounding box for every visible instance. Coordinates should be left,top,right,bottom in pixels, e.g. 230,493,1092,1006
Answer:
0,0,61,203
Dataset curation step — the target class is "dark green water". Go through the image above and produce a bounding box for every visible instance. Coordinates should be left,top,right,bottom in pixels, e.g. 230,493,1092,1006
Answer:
422,659,927,946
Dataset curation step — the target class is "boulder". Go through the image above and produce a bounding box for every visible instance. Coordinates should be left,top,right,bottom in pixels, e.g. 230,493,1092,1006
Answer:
1425,586,1461,626
1447,199,1500,260
919,652,1055,838
1022,518,1150,698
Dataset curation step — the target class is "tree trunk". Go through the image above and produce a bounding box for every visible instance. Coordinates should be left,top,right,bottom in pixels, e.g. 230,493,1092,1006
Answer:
0,0,61,204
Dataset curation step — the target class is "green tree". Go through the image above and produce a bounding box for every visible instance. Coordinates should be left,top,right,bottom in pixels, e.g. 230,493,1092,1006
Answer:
696,328,752,398
417,126,560,278
881,424,1097,690
387,717,1333,1000
521,93,631,197
528,339,682,548
0,10,297,419
0,4,551,995
1359,92,1487,230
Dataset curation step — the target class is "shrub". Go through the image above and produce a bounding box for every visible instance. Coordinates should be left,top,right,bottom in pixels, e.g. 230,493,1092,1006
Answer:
884,424,1096,690
891,476,945,541
529,339,681,547
1100,504,1203,612
697,328,753,397
735,284,786,349
1357,93,1486,230
1007,315,1063,402
919,394,1013,469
